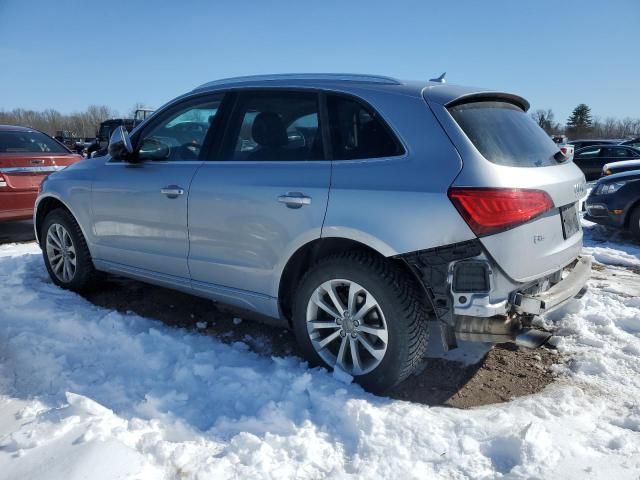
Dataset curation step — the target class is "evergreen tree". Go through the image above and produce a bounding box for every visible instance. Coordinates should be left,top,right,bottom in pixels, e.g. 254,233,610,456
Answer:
566,104,593,138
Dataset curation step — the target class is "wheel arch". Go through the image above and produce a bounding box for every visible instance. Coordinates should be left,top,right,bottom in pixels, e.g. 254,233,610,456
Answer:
35,195,89,249
277,235,414,325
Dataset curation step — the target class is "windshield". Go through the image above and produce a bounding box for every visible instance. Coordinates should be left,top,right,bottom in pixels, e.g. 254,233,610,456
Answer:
449,101,561,167
0,130,69,154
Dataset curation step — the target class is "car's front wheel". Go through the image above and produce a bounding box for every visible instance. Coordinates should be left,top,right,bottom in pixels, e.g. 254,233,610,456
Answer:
292,251,429,393
41,208,100,292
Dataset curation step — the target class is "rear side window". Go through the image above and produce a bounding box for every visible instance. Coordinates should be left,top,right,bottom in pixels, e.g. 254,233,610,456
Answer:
327,95,404,160
603,147,632,158
0,130,69,154
449,101,560,167
227,91,323,161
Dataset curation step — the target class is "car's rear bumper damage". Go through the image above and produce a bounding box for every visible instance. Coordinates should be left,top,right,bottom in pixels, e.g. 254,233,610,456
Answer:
512,256,591,315
399,241,590,350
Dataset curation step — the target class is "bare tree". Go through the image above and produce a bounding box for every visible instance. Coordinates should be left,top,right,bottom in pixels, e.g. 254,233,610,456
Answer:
531,109,557,134
0,105,116,138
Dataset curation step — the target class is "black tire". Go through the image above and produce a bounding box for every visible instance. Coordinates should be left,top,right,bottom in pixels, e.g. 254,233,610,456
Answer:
629,205,640,236
292,251,429,393
41,208,100,292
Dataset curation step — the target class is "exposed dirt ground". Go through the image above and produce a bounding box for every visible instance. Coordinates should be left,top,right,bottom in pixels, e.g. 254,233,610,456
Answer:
1,219,561,408
83,273,560,408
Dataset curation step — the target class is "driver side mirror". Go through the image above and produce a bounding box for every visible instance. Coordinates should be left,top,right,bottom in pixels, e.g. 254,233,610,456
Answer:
108,126,134,161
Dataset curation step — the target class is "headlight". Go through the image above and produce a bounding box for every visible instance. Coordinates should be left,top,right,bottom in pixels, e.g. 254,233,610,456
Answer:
595,181,626,195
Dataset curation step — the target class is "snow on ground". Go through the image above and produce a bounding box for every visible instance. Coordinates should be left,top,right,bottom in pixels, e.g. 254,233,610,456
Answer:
0,222,639,479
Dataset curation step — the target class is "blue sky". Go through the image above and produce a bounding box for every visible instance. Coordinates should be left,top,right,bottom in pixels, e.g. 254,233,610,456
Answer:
0,0,637,124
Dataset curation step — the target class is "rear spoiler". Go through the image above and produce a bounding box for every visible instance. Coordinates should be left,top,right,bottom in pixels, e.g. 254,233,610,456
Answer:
446,92,530,112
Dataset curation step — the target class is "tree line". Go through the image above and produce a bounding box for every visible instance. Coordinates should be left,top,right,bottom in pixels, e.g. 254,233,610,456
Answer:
0,104,144,139
531,104,640,140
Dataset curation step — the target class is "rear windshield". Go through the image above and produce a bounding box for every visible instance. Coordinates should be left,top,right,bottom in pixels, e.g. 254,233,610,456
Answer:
449,101,560,167
0,130,69,154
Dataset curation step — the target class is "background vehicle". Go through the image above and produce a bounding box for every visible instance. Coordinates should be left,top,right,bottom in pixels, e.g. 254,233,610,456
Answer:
87,109,155,158
35,74,589,392
54,130,84,154
621,137,640,149
602,153,640,176
0,125,82,221
551,135,574,160
573,144,640,180
584,170,640,235
568,139,621,151
86,118,136,158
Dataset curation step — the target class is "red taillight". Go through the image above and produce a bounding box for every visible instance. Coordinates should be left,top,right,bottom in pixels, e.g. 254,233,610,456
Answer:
448,187,554,236
560,147,568,155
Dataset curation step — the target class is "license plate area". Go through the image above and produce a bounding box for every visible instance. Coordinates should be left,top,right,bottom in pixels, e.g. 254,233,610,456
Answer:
560,203,580,239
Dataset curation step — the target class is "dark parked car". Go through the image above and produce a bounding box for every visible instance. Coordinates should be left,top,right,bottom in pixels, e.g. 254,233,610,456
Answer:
621,137,640,149
602,155,640,177
568,139,620,151
573,144,640,180
584,170,640,235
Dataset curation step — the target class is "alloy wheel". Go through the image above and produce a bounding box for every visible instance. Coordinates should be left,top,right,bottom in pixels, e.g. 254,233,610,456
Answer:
306,279,388,375
45,223,77,283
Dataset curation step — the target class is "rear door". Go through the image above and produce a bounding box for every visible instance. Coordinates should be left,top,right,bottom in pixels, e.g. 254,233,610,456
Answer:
430,98,586,282
187,90,331,305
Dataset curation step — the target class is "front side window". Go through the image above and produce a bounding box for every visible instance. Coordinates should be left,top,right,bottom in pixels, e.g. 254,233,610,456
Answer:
327,95,404,160
0,130,69,154
136,96,222,162
227,91,323,161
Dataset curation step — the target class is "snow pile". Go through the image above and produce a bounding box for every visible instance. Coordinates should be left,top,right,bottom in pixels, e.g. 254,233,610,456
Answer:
0,235,639,479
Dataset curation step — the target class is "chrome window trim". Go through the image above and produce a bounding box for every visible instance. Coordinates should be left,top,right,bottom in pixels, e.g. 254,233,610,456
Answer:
104,160,204,166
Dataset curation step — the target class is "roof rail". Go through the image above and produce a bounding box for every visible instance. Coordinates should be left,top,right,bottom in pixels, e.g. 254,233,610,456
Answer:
194,73,402,90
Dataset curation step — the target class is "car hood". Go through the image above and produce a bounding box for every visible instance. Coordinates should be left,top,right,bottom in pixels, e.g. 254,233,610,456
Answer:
603,159,640,171
596,169,640,184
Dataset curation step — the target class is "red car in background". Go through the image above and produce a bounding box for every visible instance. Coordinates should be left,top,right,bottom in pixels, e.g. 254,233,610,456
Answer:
0,125,83,221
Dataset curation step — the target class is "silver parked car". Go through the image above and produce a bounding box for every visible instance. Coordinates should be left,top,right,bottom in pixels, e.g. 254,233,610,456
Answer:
35,74,590,392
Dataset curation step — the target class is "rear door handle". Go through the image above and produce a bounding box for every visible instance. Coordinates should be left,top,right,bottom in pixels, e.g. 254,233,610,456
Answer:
160,185,185,198
278,192,311,208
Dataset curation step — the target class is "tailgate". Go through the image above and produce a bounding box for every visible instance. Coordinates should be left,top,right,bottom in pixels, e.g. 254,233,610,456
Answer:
430,96,587,283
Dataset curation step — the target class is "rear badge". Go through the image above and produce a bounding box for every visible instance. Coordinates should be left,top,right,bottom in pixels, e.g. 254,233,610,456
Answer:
533,234,545,244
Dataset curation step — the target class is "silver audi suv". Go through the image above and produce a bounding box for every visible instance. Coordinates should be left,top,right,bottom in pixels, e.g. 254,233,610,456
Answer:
35,74,590,392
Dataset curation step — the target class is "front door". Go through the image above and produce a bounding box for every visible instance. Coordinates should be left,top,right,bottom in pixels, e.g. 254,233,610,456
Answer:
91,94,224,280
188,90,330,304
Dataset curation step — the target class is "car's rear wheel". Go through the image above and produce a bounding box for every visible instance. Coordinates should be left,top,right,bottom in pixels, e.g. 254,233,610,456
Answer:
42,209,100,292
292,251,429,393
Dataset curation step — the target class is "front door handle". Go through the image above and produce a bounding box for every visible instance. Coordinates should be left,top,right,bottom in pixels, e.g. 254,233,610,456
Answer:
160,185,185,198
278,192,311,209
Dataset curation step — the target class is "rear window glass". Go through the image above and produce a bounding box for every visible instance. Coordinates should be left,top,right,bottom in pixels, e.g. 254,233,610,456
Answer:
0,130,69,154
449,101,560,167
